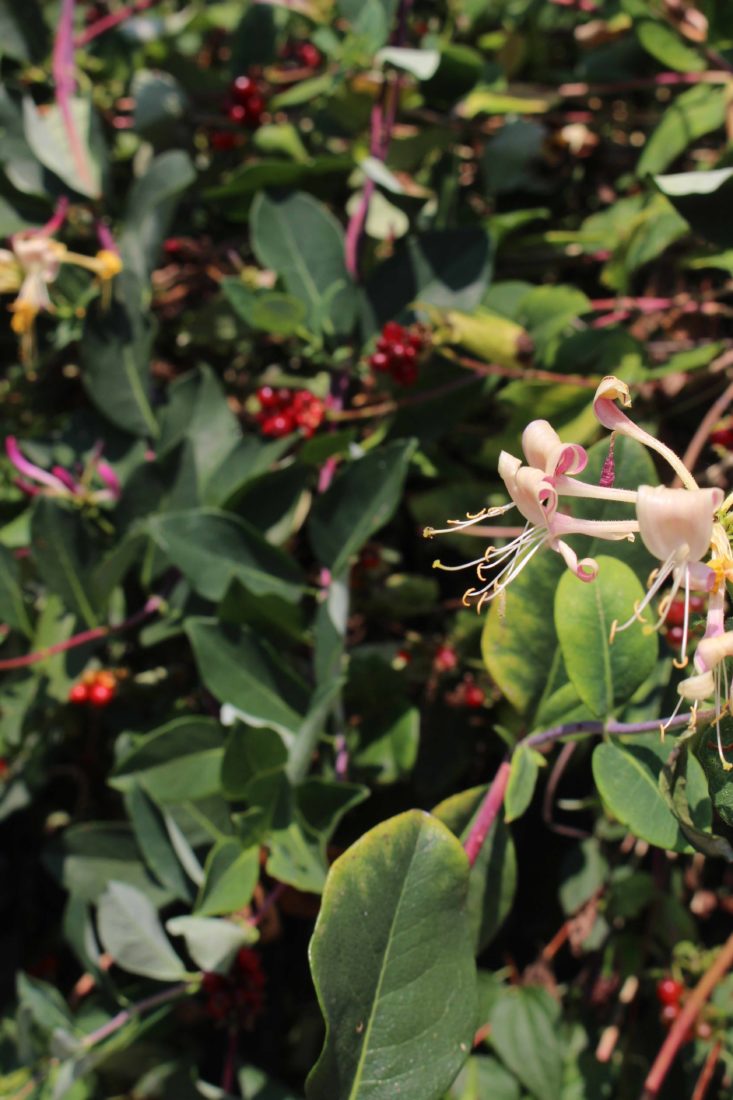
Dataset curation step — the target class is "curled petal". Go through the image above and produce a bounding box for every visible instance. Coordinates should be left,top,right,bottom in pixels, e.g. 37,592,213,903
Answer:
593,376,699,489
636,485,722,564
521,420,587,477
555,539,599,582
96,460,121,499
694,632,733,674
5,437,71,495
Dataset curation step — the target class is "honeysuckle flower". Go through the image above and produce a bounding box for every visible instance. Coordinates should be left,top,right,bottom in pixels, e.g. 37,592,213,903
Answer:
593,376,699,491
677,632,733,771
426,441,640,610
5,437,121,505
611,485,723,665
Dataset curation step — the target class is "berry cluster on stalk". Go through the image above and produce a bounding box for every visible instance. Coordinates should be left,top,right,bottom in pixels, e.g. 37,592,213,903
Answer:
255,386,325,438
369,321,425,386
226,76,266,129
201,948,266,1027
68,670,117,708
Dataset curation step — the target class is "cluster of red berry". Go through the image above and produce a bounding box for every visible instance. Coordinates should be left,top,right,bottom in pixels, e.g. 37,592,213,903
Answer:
432,645,485,707
210,75,267,151
709,425,733,449
68,670,117,708
255,386,325,438
663,593,705,651
368,321,425,386
201,948,266,1026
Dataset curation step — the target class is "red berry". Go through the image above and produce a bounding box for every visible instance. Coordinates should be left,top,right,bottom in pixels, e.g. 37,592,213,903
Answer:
463,683,485,708
382,321,404,343
88,682,115,708
231,76,255,102
0,758,9,779
666,625,685,648
660,1002,680,1026
261,412,295,438
434,645,458,673
370,352,390,372
257,385,279,409
391,342,406,360
710,428,733,449
228,104,249,125
297,43,322,68
391,360,418,386
163,238,183,255
665,599,686,627
68,683,89,705
210,130,238,151
689,594,706,614
656,977,684,1006
202,972,227,995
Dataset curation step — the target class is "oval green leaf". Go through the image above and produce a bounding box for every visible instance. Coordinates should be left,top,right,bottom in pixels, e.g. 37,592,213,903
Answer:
307,810,476,1100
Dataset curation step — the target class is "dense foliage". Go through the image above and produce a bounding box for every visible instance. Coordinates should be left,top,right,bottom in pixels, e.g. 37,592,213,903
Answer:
2,0,733,1097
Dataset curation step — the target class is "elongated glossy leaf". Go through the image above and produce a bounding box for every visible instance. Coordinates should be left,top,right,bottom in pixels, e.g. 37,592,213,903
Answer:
635,19,705,72
146,509,303,603
125,785,194,903
0,543,32,637
120,150,196,277
97,881,187,981
555,557,657,717
309,440,416,574
489,987,562,1100
638,85,727,176
251,191,357,335
195,839,260,917
592,735,711,852
505,746,542,824
23,96,102,198
308,811,476,1100
81,276,158,438
111,718,225,804
186,618,308,740
482,550,565,716
30,499,100,628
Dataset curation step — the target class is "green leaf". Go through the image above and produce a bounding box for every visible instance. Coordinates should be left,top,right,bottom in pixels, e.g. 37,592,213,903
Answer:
694,714,733,829
505,746,542,823
251,191,357,336
0,543,32,637
167,915,256,973
186,618,309,741
489,987,563,1100
364,228,492,333
448,1055,520,1100
120,150,196,277
221,726,289,800
559,839,608,916
111,718,225,804
307,810,476,1100
592,735,711,852
267,820,328,894
637,85,727,177
30,499,100,628
0,0,47,62
655,167,733,249
376,47,441,80
97,881,187,981
635,19,705,72
195,839,260,917
145,509,303,603
125,785,194,903
222,280,308,336
44,823,175,906
482,550,565,716
555,557,658,718
17,973,74,1036
81,275,158,439
309,440,416,574
22,96,102,198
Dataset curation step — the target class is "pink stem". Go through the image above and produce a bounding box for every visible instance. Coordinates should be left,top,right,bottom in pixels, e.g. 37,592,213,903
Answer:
74,0,162,47
463,759,512,868
38,197,70,238
0,597,161,671
53,0,96,196
96,222,119,253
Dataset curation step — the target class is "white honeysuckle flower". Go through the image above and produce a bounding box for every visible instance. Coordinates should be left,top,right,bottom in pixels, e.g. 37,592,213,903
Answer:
677,632,733,771
611,485,722,664
427,447,639,610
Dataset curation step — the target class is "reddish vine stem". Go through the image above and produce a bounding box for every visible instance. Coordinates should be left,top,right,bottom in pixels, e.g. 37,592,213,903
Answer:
80,981,190,1049
641,936,733,1099
74,0,163,47
691,1039,723,1100
464,759,511,867
0,597,161,671
53,0,96,195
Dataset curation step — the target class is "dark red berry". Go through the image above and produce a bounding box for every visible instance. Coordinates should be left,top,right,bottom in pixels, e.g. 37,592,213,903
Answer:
666,625,685,648
0,758,9,779
434,645,458,673
689,594,706,614
382,321,404,342
656,977,684,1006
370,352,390,372
228,104,249,125
69,683,89,705
210,130,238,151
231,76,255,101
297,43,322,68
710,428,733,449
257,385,278,409
660,1002,680,1026
464,683,485,708
88,682,115,708
665,599,686,627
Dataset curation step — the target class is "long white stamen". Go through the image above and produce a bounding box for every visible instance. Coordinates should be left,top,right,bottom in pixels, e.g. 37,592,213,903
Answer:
613,550,678,636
